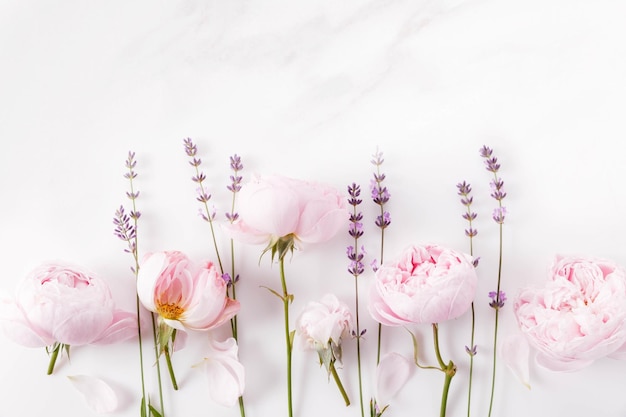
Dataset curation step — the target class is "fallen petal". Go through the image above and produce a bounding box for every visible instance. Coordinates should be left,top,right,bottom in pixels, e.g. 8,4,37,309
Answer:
500,333,531,389
67,375,118,413
375,352,413,407
197,336,245,407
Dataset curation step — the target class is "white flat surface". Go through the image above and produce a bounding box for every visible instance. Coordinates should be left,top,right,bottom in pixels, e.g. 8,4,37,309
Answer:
2,1,626,416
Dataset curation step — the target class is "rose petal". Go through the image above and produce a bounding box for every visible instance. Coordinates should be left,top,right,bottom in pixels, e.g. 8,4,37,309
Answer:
198,336,245,407
92,310,138,345
0,294,53,347
500,333,531,389
375,352,413,407
67,375,118,413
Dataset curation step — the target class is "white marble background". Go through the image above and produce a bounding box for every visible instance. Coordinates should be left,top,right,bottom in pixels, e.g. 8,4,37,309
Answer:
2,1,626,416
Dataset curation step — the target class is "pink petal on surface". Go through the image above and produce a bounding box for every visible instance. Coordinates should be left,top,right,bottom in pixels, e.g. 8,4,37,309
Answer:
198,336,245,407
375,352,413,407
67,375,118,414
500,333,531,389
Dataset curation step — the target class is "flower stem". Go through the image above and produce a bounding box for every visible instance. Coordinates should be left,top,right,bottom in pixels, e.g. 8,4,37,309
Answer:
432,324,456,417
354,278,365,417
151,313,166,416
487,223,504,417
47,343,61,375
466,303,475,417
279,258,294,417
330,361,351,406
164,344,178,391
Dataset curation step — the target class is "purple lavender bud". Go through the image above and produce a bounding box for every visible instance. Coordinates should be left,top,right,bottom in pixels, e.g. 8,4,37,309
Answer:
371,149,385,166
462,212,477,221
465,228,478,237
492,207,507,224
479,145,493,158
457,181,472,195
349,221,364,238
489,290,507,309
225,212,239,222
349,212,364,222
230,154,243,171
183,138,197,157
375,211,391,229
465,345,478,356
472,257,480,268
221,273,232,286
371,259,379,272
192,172,207,183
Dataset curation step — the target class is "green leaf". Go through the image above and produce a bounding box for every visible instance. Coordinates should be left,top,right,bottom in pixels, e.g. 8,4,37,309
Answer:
289,330,296,349
148,404,163,417
141,397,147,417
260,285,284,301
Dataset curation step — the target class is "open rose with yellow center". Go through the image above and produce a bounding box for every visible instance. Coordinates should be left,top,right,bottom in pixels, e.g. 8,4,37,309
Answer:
137,251,239,332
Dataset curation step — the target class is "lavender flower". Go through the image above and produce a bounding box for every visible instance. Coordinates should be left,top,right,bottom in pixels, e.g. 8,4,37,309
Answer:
370,150,391,231
347,182,367,417
488,291,507,309
457,181,478,239
480,145,507,224
183,138,216,221
465,345,478,356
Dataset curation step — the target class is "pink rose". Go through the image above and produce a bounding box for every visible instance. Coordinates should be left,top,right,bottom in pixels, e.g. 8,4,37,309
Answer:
295,294,354,351
227,174,348,247
137,251,239,332
369,244,478,325
514,255,626,371
0,263,136,348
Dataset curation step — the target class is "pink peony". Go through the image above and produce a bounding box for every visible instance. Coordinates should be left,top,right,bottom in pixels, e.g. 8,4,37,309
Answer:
514,255,626,371
0,262,136,348
369,244,478,325
227,174,348,248
137,251,239,332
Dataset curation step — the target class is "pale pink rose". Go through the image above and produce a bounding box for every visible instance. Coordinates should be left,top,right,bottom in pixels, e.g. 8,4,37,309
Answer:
0,263,136,348
137,251,239,332
227,174,348,246
514,255,626,371
369,244,478,325
295,294,354,351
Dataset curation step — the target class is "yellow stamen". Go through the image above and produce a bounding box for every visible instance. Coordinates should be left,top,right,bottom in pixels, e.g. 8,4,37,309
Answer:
157,302,184,320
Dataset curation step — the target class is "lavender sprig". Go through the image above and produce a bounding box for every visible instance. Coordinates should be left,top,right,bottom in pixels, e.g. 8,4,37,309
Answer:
183,138,224,272
480,145,507,417
113,151,165,417
457,180,478,417
370,149,390,365
183,140,247,417
347,183,367,417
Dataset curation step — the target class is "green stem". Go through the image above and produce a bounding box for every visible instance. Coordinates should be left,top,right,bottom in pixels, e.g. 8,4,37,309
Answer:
487,222,504,417
354,278,365,417
47,343,61,375
151,313,165,417
164,344,178,391
432,324,455,417
376,225,386,365
440,368,454,417
330,361,351,406
466,303,475,417
279,258,293,417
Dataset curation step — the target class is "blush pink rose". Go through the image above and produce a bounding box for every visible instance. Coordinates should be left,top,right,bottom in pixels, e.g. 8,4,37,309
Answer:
0,263,136,348
295,293,354,351
227,174,348,246
137,251,239,332
514,255,626,371
369,244,478,325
